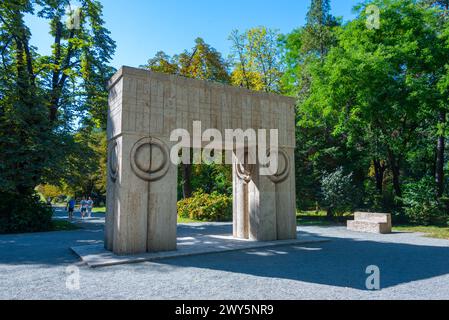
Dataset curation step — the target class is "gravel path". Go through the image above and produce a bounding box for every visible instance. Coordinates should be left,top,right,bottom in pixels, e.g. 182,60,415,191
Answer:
1,208,449,300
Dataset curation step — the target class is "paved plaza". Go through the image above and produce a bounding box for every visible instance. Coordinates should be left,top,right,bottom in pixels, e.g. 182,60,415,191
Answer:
1,208,449,300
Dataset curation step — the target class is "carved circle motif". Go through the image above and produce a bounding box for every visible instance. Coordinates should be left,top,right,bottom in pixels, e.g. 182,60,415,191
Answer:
267,148,290,184
236,162,254,183
108,140,119,182
130,137,170,182
235,151,256,183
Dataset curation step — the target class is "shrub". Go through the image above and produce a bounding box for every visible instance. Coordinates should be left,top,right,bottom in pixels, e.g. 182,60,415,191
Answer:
0,192,53,234
362,179,384,211
401,177,445,226
177,190,232,222
321,167,357,216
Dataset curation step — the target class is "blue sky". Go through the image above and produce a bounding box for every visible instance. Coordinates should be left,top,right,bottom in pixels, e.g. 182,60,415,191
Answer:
27,0,360,69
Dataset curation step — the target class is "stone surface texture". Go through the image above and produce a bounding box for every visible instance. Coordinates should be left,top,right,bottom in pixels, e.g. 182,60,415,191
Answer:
106,66,297,255
72,227,328,268
3,210,449,300
347,212,392,234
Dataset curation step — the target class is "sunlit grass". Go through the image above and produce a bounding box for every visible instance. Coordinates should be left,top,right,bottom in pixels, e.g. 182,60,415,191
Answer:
394,225,449,240
177,217,202,224
92,207,106,214
297,210,449,240
86,208,449,240
296,210,349,226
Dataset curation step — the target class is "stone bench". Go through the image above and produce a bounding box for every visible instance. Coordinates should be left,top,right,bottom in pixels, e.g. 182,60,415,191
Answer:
347,212,392,234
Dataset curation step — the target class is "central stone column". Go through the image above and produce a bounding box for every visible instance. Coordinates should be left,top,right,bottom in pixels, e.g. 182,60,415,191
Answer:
232,148,297,241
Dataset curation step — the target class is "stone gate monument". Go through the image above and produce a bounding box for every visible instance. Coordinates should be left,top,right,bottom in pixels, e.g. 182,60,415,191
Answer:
106,66,297,255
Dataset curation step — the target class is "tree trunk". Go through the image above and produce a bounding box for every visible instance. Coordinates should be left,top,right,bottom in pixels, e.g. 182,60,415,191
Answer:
326,207,333,219
388,151,402,198
373,159,386,194
435,110,446,198
182,164,192,199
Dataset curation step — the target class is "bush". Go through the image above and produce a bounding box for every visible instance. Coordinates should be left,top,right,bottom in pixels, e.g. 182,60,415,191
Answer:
362,179,397,213
321,167,358,216
401,177,445,226
362,179,384,211
177,190,232,222
0,192,53,234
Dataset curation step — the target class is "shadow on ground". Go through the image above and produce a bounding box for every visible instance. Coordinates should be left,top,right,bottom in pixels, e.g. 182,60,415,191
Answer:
1,210,449,291
159,226,449,290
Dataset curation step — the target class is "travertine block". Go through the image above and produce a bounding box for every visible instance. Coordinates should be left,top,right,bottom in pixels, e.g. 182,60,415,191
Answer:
106,66,297,255
347,212,392,234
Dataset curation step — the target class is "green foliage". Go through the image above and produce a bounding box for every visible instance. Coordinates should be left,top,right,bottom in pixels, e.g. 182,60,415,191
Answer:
302,0,339,58
36,184,65,200
229,27,283,92
177,163,233,201
144,51,179,74
0,0,115,233
321,167,358,216
401,177,445,225
177,191,233,222
3,0,449,234
0,192,52,234
61,129,107,199
178,38,230,83
362,179,384,211
143,38,230,84
282,0,449,225
279,28,305,95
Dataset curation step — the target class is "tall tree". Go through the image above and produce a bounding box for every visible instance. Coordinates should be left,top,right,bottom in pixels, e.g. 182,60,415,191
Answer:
302,0,338,59
143,51,178,74
279,1,340,211
0,0,115,232
301,0,446,201
177,38,230,83
421,0,449,197
229,27,283,93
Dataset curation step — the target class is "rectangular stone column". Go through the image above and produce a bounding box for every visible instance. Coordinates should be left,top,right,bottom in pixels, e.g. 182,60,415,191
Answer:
106,134,150,255
232,148,297,242
233,153,249,239
106,68,178,255
232,154,277,241
146,139,178,252
248,173,277,241
274,148,297,240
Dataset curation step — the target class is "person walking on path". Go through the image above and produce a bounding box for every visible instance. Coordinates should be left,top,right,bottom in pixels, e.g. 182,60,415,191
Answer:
87,197,94,218
66,198,76,221
80,197,88,219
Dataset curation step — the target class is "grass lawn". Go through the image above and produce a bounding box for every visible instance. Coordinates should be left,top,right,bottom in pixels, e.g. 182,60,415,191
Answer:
51,220,80,231
297,210,350,226
394,225,449,240
84,208,449,239
92,207,106,214
178,217,203,224
297,210,449,240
